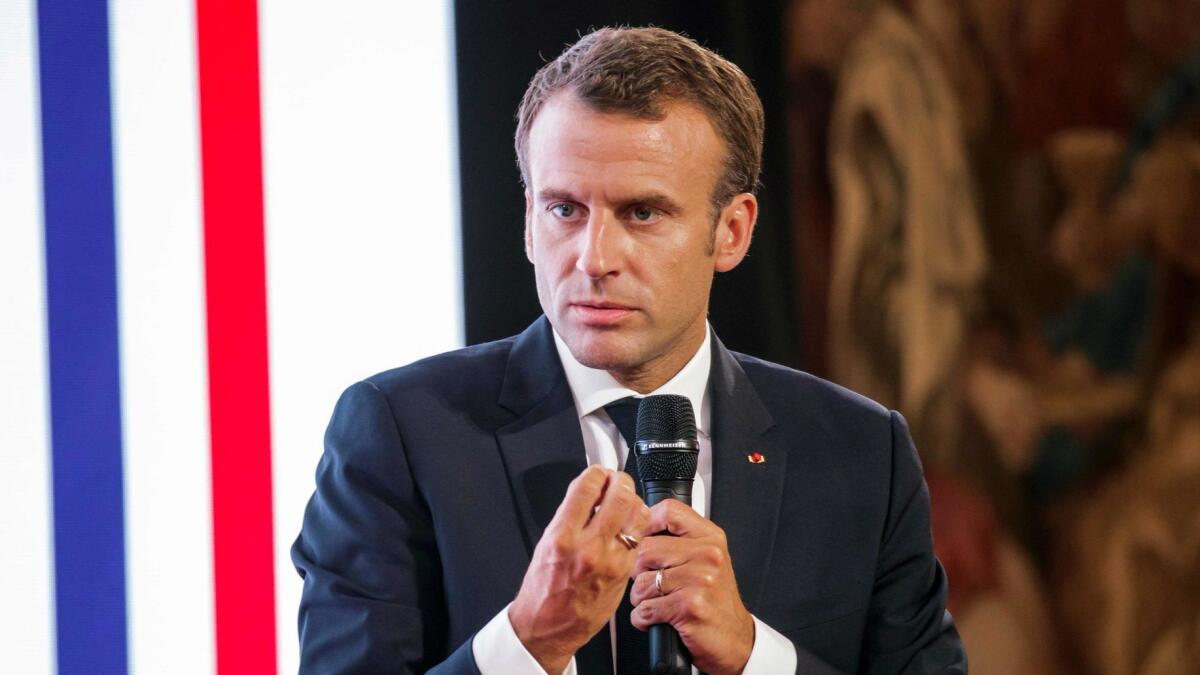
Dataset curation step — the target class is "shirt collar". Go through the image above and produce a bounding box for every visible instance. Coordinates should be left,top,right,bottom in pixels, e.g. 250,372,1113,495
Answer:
552,326,711,437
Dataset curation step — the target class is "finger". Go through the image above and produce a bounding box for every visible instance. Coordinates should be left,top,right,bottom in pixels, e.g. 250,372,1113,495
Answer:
630,570,655,606
622,493,652,539
585,470,642,539
629,566,678,606
611,469,637,496
629,593,683,632
647,498,716,538
631,535,692,578
550,465,612,531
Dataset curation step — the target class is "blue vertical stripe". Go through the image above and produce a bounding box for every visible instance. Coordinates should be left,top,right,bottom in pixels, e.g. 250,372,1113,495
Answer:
36,1,129,673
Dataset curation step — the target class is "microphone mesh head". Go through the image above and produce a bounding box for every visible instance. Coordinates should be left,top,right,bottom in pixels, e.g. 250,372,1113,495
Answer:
635,395,699,482
636,450,698,482
635,394,697,442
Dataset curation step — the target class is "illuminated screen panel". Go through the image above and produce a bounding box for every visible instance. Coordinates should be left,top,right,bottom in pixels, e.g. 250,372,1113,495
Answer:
0,1,462,671
0,1,55,672
259,1,463,671
110,1,215,673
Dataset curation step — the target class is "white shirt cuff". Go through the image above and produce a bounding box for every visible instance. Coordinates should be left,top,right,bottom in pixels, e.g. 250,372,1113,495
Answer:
472,602,578,675
741,614,797,674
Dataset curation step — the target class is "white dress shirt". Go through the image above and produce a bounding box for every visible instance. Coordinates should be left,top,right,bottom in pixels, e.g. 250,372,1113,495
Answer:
473,327,797,674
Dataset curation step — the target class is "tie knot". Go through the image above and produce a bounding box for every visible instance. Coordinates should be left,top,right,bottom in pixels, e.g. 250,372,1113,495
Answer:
604,396,640,448
604,396,642,480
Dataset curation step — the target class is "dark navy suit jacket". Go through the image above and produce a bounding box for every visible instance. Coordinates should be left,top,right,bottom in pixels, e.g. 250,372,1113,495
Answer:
292,317,966,673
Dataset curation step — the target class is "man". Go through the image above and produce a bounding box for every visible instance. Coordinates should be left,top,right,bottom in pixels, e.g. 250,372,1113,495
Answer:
293,26,966,674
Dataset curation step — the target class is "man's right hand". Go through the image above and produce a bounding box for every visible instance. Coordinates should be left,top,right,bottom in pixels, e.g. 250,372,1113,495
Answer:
509,466,650,674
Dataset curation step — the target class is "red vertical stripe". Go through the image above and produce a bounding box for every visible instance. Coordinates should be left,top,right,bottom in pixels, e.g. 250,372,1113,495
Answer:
195,1,278,673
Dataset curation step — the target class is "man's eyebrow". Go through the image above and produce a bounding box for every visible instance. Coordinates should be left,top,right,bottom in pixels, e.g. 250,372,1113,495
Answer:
617,193,683,214
533,189,685,214
535,189,577,203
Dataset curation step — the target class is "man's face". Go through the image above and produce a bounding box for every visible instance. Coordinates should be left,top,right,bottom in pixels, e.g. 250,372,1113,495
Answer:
524,93,755,389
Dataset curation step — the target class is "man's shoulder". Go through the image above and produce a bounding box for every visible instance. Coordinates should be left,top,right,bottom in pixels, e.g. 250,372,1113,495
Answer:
730,350,892,427
361,334,519,400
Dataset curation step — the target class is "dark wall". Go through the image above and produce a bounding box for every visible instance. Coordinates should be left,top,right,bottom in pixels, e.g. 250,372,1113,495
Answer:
454,1,800,369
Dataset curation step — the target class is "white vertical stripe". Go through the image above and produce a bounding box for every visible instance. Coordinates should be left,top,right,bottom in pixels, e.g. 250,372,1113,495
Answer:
260,1,463,670
0,1,56,672
110,1,215,673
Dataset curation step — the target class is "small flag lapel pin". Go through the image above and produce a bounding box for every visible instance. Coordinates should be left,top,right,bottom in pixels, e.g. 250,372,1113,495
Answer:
747,451,766,464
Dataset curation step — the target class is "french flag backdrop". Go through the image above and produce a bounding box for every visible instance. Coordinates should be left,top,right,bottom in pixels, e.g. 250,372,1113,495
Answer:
0,1,463,673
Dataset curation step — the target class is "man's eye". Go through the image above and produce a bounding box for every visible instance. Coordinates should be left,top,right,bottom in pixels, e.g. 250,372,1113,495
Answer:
551,203,576,218
632,206,657,221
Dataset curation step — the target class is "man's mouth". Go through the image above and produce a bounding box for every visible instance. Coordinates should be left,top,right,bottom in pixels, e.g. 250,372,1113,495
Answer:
568,301,635,325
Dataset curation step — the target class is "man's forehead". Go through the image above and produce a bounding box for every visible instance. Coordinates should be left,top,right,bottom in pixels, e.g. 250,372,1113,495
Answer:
526,93,723,191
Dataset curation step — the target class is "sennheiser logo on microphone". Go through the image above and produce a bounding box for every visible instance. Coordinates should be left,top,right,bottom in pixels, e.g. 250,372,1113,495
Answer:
636,440,699,451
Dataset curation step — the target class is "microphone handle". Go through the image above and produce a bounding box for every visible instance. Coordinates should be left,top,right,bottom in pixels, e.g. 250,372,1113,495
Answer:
642,478,693,675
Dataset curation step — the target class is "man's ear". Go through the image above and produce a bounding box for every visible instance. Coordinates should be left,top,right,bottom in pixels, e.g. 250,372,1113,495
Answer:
712,193,757,272
524,190,534,263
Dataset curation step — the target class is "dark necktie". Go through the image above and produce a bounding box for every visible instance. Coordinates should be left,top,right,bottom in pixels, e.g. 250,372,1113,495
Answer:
605,397,642,490
574,397,651,675
605,396,650,674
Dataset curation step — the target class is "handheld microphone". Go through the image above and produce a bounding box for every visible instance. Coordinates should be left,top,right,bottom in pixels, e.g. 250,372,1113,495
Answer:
635,394,699,675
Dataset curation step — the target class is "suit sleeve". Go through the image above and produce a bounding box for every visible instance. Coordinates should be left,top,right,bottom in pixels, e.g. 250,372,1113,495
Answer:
858,410,966,673
291,380,481,674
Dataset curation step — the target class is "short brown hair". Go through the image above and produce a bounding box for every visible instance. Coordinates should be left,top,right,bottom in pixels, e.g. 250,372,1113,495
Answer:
514,27,765,218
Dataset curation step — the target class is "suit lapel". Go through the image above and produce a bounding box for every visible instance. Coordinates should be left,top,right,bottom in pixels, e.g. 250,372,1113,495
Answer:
495,317,588,554
708,335,788,612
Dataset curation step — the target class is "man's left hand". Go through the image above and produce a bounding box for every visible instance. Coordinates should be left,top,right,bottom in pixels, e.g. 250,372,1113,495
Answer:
629,499,755,675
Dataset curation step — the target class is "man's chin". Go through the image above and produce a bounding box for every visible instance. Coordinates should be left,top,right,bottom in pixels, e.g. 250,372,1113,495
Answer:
561,333,641,374
572,348,638,374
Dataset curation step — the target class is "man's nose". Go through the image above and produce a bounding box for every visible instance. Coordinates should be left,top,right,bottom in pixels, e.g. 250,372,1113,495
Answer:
575,211,622,279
